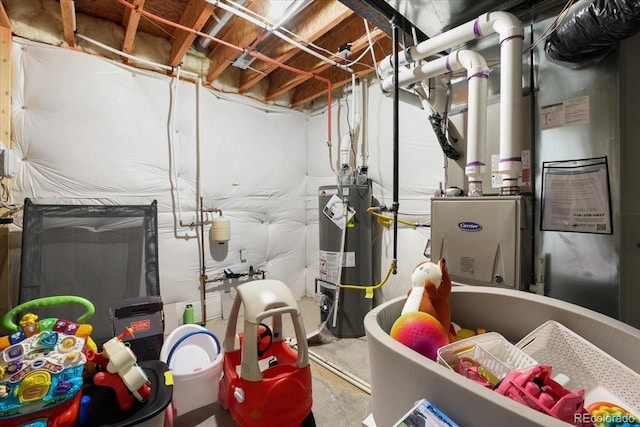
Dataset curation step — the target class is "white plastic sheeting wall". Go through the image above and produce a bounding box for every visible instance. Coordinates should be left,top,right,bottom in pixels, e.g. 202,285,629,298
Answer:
8,38,446,331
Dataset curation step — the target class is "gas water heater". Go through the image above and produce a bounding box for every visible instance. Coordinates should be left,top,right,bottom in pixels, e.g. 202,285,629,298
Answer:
318,182,375,338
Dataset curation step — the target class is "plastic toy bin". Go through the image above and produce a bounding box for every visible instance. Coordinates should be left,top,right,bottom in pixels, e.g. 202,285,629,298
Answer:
365,286,640,427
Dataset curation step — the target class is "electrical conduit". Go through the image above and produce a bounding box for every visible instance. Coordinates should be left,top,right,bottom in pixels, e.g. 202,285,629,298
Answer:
378,12,523,194
380,50,489,196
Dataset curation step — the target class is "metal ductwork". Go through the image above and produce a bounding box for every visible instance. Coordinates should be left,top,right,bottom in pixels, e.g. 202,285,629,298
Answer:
337,0,428,43
339,0,543,39
545,0,640,68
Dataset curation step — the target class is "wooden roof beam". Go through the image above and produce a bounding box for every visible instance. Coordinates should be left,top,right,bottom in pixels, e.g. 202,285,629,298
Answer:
292,66,373,108
0,2,10,28
1,0,11,146
169,0,215,67
267,22,387,101
122,0,145,62
238,0,353,94
206,0,269,84
0,2,13,311
60,0,76,48
291,36,393,108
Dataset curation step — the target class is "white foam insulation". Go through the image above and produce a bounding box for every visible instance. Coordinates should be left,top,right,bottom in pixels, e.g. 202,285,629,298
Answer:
4,1,447,331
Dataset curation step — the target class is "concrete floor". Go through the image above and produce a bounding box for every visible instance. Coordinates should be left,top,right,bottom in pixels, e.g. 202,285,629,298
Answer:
173,297,372,427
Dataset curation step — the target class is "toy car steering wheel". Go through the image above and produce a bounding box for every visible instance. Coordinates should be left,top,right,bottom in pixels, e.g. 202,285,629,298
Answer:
257,322,273,357
2,295,95,331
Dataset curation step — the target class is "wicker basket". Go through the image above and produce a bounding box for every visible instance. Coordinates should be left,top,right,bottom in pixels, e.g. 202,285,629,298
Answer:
516,321,640,418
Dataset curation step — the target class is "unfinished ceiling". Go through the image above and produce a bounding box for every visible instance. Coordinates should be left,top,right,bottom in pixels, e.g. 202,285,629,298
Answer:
1,0,395,110
0,0,568,110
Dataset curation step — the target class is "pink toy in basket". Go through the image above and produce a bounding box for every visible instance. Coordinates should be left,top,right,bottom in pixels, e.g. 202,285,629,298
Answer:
495,364,591,426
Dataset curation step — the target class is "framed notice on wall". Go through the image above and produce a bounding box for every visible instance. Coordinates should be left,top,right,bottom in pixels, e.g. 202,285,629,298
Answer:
541,157,612,234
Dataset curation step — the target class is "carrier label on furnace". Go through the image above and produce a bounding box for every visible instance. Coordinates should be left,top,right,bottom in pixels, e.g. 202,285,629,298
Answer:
319,250,356,284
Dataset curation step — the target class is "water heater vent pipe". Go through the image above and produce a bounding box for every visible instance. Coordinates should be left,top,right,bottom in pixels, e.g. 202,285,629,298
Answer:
378,11,523,194
381,50,489,196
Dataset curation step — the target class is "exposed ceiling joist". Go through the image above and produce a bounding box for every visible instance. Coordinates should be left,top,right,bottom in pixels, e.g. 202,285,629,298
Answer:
205,0,269,83
1,2,11,147
122,0,145,61
291,60,380,108
4,0,417,110
169,0,215,67
266,20,387,101
0,2,9,28
60,0,77,48
238,0,353,93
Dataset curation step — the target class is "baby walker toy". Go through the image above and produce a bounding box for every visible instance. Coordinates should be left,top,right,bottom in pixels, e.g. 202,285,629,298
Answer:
0,296,95,427
219,279,315,427
0,295,158,427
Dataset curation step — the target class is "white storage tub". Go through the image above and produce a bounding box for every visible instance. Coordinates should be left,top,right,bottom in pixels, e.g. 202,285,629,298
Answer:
365,286,640,427
160,324,223,417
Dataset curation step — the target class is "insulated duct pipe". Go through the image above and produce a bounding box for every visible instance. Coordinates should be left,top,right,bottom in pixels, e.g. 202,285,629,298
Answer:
381,50,489,196
378,12,524,194
545,0,640,68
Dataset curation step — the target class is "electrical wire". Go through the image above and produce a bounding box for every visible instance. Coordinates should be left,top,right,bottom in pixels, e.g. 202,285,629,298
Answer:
523,0,576,55
364,19,382,81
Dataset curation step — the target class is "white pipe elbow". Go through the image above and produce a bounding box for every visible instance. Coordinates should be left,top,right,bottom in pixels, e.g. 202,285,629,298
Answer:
377,50,413,79
454,50,489,76
476,11,524,41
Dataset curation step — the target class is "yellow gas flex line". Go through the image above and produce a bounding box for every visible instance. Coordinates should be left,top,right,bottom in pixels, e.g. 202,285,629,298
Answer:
337,259,396,298
334,207,427,296
366,206,428,228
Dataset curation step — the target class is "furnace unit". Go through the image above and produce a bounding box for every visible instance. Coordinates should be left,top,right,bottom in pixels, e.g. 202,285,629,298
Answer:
430,196,532,290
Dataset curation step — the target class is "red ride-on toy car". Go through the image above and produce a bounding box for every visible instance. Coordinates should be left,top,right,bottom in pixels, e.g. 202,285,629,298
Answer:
219,279,315,427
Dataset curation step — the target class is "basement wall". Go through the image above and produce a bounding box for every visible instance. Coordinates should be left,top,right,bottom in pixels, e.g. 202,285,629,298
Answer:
6,38,443,331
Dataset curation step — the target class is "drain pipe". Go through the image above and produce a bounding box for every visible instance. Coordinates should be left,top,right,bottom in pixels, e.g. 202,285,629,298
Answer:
378,11,523,195
380,50,489,196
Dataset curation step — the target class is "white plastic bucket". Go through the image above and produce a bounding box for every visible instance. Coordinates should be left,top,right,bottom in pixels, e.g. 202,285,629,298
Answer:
160,324,223,416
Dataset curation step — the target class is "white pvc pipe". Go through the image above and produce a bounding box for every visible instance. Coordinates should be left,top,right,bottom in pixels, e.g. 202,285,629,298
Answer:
382,50,489,195
498,35,523,192
378,11,523,193
460,52,489,197
378,12,522,76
